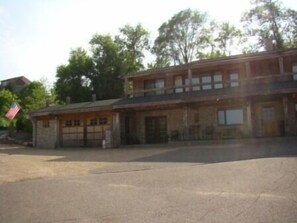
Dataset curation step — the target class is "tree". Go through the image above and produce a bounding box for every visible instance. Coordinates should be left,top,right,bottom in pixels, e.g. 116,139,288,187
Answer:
198,21,245,59
89,34,124,100
241,0,297,50
216,22,245,56
153,9,208,66
55,48,93,103
0,89,17,127
19,81,49,112
115,24,150,73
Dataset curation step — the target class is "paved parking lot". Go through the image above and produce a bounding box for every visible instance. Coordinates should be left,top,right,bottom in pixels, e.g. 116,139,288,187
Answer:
0,138,297,222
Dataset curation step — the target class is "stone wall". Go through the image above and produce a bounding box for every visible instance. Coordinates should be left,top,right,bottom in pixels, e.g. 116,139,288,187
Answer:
35,119,57,149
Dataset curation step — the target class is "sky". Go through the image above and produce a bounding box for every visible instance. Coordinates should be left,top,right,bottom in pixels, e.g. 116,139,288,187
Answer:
0,0,296,86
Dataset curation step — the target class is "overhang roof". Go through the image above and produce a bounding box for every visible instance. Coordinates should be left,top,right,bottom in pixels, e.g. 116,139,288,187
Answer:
29,81,297,117
29,98,121,117
121,48,297,79
113,81,297,109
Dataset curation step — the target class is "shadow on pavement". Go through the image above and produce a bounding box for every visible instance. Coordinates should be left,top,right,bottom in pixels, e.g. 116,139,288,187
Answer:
0,138,297,164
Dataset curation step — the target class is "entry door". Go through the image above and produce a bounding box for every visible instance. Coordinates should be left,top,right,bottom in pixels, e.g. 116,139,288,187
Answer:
261,107,279,137
145,116,168,144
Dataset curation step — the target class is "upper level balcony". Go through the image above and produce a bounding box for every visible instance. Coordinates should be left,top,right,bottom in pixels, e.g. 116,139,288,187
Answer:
122,49,297,100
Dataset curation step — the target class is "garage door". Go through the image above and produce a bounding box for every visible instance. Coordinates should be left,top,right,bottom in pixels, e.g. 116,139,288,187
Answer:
61,117,110,147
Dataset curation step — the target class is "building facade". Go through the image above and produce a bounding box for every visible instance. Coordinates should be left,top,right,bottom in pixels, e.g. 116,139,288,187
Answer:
0,76,31,94
30,49,297,148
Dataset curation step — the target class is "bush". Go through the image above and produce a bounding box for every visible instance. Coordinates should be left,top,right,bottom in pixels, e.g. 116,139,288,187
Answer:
16,115,32,133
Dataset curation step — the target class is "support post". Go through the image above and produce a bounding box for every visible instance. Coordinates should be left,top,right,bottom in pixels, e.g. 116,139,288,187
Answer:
282,96,289,136
112,112,121,147
187,68,192,92
245,62,251,80
278,56,284,75
246,98,253,137
183,106,189,140
30,118,37,147
54,116,60,148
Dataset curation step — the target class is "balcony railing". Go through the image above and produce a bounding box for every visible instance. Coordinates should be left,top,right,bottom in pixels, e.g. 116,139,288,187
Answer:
127,73,295,98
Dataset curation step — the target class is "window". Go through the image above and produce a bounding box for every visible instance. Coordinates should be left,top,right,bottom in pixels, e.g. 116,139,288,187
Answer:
229,72,239,87
192,75,200,91
65,120,72,127
144,80,155,96
218,108,243,125
73,119,80,126
144,79,164,96
293,64,297,81
174,76,183,93
213,74,223,89
155,79,165,95
90,118,98,126
202,75,212,90
99,117,107,125
185,77,190,92
43,120,49,128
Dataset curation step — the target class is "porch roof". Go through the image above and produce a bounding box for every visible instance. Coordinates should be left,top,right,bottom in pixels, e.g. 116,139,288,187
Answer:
113,81,297,109
29,98,121,117
29,81,297,117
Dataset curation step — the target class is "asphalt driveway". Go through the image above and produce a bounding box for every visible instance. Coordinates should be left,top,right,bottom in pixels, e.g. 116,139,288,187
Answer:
0,138,297,222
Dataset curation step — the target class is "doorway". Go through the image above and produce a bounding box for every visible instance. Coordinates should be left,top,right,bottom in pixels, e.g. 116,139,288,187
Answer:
145,116,168,143
261,107,279,137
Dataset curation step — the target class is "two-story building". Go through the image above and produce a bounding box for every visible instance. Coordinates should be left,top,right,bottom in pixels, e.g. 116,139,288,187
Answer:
0,76,31,94
29,48,297,148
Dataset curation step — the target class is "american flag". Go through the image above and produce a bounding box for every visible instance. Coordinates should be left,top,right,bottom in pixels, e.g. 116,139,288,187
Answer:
5,102,20,120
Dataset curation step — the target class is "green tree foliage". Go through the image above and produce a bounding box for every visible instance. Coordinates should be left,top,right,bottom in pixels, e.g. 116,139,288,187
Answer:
0,89,17,127
54,24,150,102
198,21,245,59
90,34,124,100
241,0,297,50
55,48,93,103
115,24,150,73
153,9,208,66
19,81,48,112
216,22,245,56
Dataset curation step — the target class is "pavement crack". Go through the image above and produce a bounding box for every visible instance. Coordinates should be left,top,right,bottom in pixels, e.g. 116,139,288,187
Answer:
232,194,261,219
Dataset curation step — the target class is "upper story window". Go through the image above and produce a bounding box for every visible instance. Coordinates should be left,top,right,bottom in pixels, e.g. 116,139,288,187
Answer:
174,76,184,93
201,75,212,90
213,74,223,89
192,75,200,91
144,79,164,96
293,63,297,81
229,72,239,87
173,73,224,93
